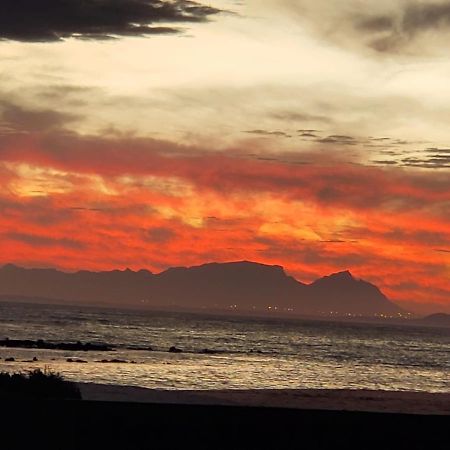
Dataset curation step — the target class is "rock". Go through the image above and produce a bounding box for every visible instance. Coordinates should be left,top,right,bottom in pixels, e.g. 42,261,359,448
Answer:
169,346,183,353
5,357,15,362
0,338,114,351
200,348,217,354
67,358,87,363
125,345,153,351
98,358,128,363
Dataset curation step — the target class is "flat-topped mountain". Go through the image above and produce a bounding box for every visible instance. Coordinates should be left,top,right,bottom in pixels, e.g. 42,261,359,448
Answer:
0,261,403,316
154,261,304,309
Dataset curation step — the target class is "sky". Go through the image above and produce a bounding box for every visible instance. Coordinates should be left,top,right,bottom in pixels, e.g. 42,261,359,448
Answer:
0,0,449,313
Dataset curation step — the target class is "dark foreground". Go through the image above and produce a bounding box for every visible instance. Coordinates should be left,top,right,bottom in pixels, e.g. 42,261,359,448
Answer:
0,398,448,450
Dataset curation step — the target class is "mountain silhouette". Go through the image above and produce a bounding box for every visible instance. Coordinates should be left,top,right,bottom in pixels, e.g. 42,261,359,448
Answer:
419,313,450,328
0,261,402,316
0,263,154,304
308,270,401,315
152,261,304,309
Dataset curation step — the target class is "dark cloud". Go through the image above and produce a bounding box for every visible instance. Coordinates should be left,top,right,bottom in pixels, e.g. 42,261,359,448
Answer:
68,206,104,212
0,101,78,132
357,1,450,52
256,156,280,161
286,0,450,55
4,232,85,249
0,0,220,42
371,160,399,166
379,150,403,156
401,154,450,169
317,135,357,145
244,129,291,138
383,229,450,247
425,147,450,153
319,239,352,244
357,15,395,33
255,236,367,269
370,137,392,142
146,226,176,243
271,111,332,123
298,129,320,134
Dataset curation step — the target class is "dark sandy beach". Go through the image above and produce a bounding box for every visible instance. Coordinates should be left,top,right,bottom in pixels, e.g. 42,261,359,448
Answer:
80,383,450,415
1,385,448,450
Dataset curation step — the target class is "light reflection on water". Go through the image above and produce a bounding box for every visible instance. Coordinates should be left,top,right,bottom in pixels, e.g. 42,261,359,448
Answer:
0,302,449,392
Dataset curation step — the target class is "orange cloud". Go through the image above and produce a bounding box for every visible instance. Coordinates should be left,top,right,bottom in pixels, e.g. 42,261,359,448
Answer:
0,130,449,312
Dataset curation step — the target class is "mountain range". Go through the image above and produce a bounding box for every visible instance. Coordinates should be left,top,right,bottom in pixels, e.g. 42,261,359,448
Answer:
0,261,403,316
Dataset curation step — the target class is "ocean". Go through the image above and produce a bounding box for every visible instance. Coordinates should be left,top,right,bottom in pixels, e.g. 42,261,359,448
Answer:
0,302,448,392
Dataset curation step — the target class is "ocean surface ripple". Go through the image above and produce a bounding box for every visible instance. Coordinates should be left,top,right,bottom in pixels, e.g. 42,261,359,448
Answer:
0,303,449,392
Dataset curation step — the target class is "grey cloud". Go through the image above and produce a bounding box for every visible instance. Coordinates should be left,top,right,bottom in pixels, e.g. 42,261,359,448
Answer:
146,227,176,243
317,135,358,145
357,15,395,33
255,236,367,269
0,101,78,133
384,229,450,247
271,111,332,123
68,207,105,212
401,154,450,168
371,160,399,166
425,147,450,153
0,0,220,42
379,150,403,155
282,0,450,55
359,1,450,52
4,232,85,249
319,239,354,244
244,129,291,138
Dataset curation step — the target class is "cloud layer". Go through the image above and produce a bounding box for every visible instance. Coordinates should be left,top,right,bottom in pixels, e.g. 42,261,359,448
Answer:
276,0,450,55
0,0,220,42
0,122,449,311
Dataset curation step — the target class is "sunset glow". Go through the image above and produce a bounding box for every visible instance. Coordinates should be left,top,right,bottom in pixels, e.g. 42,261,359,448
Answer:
1,0,449,313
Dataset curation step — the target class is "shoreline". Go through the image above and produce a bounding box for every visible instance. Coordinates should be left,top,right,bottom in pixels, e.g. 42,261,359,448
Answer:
78,383,450,415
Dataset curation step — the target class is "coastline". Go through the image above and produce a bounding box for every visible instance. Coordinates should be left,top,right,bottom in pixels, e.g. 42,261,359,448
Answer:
79,383,450,415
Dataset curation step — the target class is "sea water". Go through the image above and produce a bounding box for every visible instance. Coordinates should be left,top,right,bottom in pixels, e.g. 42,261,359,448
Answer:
0,302,448,392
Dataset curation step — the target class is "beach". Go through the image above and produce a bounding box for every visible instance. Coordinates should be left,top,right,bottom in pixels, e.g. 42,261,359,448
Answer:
1,385,449,450
79,383,450,415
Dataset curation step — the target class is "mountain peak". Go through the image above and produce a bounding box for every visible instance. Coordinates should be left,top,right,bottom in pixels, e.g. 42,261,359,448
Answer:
311,270,355,286
329,270,354,280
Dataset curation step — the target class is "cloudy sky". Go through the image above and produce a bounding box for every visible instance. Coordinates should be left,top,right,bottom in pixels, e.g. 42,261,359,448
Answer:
1,0,449,312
